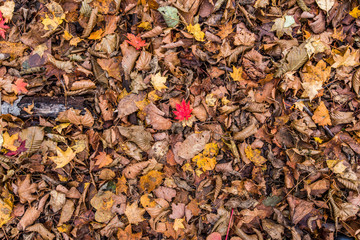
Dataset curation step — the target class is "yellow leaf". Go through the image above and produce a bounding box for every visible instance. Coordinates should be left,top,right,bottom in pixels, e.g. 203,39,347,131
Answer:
187,24,205,42
0,197,12,227
173,218,185,231
182,163,193,172
313,137,323,143
135,98,150,111
2,132,18,151
71,140,87,153
49,146,76,168
148,90,161,102
53,123,70,133
140,194,156,208
230,66,246,82
63,30,73,41
331,47,360,68
244,145,267,166
193,153,217,171
70,37,82,46
350,7,360,18
312,101,331,126
202,142,219,156
57,224,71,233
33,43,48,57
42,14,64,31
139,170,163,192
138,21,152,30
327,160,347,174
23,102,34,115
151,72,167,91
88,29,104,40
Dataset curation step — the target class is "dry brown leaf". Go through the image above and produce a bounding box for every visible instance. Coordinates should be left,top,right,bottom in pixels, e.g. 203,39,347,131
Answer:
139,170,164,193
118,126,153,151
117,92,146,119
120,41,140,78
95,152,113,168
97,57,122,80
26,223,55,240
70,80,96,91
177,131,211,159
135,51,152,71
123,160,151,179
144,103,172,130
17,175,38,204
56,108,94,127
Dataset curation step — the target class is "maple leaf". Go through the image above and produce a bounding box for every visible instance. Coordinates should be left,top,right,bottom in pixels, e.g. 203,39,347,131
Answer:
173,99,193,121
151,72,167,91
2,132,18,151
0,16,9,39
117,225,142,240
301,80,323,101
124,202,145,224
125,34,146,50
217,22,233,39
12,78,28,94
95,152,113,168
331,47,360,68
230,66,246,82
49,146,76,168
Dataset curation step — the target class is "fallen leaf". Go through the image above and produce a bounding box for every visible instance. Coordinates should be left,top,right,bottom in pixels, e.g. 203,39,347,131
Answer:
230,66,246,82
244,145,267,166
271,15,296,38
217,22,233,39
0,1,15,20
17,175,38,204
158,6,179,28
2,132,18,151
124,202,145,224
173,218,185,231
350,7,360,18
151,72,167,91
49,146,76,168
177,131,211,159
312,101,331,126
187,24,205,41
125,34,146,50
95,152,113,168
117,225,142,240
12,78,28,94
315,0,334,12
139,170,164,192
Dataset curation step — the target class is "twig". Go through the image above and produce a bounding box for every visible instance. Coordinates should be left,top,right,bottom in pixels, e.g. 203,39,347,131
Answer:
302,105,335,138
225,208,234,240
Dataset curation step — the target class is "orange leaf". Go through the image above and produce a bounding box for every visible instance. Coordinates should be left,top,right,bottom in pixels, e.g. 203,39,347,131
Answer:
312,101,331,126
12,78,28,94
95,152,113,168
139,170,163,192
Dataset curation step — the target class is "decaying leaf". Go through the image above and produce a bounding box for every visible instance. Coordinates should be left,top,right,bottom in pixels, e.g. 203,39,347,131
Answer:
312,101,331,126
178,131,211,159
125,202,145,224
139,170,164,192
158,6,179,28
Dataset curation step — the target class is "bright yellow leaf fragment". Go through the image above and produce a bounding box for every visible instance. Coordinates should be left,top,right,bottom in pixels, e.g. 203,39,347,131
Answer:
230,66,246,82
49,146,76,168
151,72,167,91
350,7,360,18
88,29,104,40
2,132,18,151
326,160,347,174
187,24,205,42
173,218,185,231
0,188,13,227
193,154,216,171
244,145,267,166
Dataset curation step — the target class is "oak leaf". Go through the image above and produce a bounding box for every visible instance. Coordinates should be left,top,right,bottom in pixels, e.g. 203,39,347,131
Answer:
17,175,38,204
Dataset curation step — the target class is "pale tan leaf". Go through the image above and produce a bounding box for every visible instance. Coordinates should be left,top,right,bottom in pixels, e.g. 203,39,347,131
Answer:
141,26,163,38
135,51,152,71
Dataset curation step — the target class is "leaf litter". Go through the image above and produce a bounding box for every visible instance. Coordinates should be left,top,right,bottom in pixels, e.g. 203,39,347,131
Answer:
0,0,360,239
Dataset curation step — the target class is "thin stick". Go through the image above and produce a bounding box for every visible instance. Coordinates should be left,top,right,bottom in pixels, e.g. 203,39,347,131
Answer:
225,208,234,240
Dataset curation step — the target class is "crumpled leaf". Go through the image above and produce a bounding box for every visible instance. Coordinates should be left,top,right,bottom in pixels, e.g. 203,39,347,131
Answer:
244,145,267,166
144,103,172,130
187,24,205,41
158,6,179,28
41,1,65,31
49,190,66,213
95,152,113,168
331,47,360,68
301,80,323,101
271,15,296,38
90,191,115,223
17,175,38,204
56,108,94,127
118,126,153,152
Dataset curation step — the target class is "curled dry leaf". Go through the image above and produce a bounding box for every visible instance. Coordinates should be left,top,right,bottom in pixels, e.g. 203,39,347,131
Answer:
49,190,66,213
18,194,49,230
58,199,74,226
139,170,164,192
123,160,151,179
56,108,94,127
47,55,73,73
331,110,354,125
144,103,172,130
233,123,258,141
120,41,140,78
352,67,360,95
141,26,163,38
17,175,38,204
82,7,98,38
70,80,96,91
26,223,55,240
19,126,44,154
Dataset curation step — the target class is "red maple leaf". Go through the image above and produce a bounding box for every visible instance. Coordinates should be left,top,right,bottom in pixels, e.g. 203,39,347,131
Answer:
12,78,29,94
173,99,193,121
0,12,9,39
125,33,146,50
